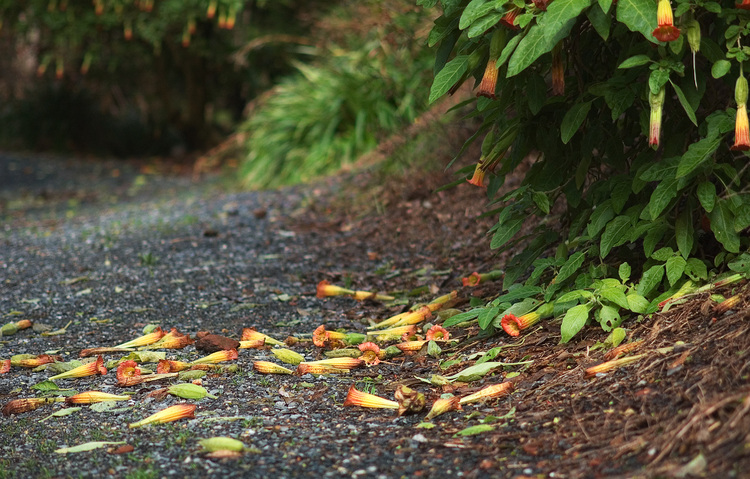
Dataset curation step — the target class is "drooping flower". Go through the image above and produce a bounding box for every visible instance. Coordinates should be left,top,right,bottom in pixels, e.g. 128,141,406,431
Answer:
649,86,666,148
156,359,191,374
477,59,498,100
66,391,131,404
357,342,382,366
738,0,750,9
253,361,293,375
128,404,197,428
652,0,680,42
584,354,646,378
425,396,462,420
2,397,59,416
343,385,399,410
115,327,165,349
500,7,521,30
533,0,552,10
48,355,107,380
459,382,515,404
394,385,426,416
467,162,486,187
316,280,355,298
732,72,750,151
192,349,239,365
425,325,450,342
116,360,141,386
551,43,565,96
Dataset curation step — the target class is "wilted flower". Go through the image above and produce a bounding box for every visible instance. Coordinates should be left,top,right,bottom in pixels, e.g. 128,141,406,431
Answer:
299,357,363,370
459,382,514,405
658,280,696,308
604,340,644,361
367,325,417,341
146,328,193,349
79,347,133,358
116,360,141,386
392,306,433,327
241,327,283,346
351,290,395,301
652,0,680,42
11,354,61,368
343,385,399,409
253,361,293,375
394,385,426,416
0,360,9,374
49,355,107,380
425,325,450,342
296,363,349,375
66,391,131,404
395,340,429,353
500,7,521,30
649,86,666,148
714,293,742,315
128,403,197,428
551,43,565,96
313,325,329,347
316,280,355,298
115,327,166,349
425,396,461,420
584,354,646,378
192,349,239,365
476,60,498,100
2,397,59,416
157,359,191,374
239,339,266,349
358,342,382,366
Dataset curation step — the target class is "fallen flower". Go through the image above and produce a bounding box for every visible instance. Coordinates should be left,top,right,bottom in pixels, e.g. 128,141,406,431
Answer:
157,359,191,374
392,306,433,327
425,396,461,420
0,319,33,336
358,342,382,366
238,339,266,349
116,360,141,386
343,385,398,409
316,280,355,298
66,391,131,404
271,348,305,365
128,403,197,428
459,382,514,405
604,340,644,361
299,357,363,370
114,327,165,349
461,271,503,287
369,311,410,329
296,363,349,375
366,325,416,339
117,373,178,387
199,436,246,452
395,340,429,353
11,354,61,368
144,328,193,349
394,385,426,416
253,361,293,375
2,397,60,416
585,354,646,378
351,290,395,301
0,360,9,374
425,325,450,342
192,349,239,365
49,356,107,381
79,347,134,358
241,327,283,346
501,303,554,337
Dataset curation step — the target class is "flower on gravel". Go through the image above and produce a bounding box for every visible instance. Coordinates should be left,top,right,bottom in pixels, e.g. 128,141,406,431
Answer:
116,360,141,386
459,382,514,405
1,319,32,336
0,360,9,374
49,355,107,380
394,385,426,416
652,0,680,42
351,290,395,301
395,340,429,353
316,280,355,298
584,354,646,378
241,327,283,346
115,327,166,349
12,354,61,368
66,391,131,404
192,349,239,365
128,403,196,428
253,361,293,375
476,59,498,100
157,359,191,374
147,328,193,349
2,397,60,416
79,347,133,358
357,342,382,366
313,325,329,347
732,73,750,151
367,325,417,342
343,385,399,410
649,86,665,148
299,357,363,370
239,339,266,349
425,325,450,342
467,162,486,187
296,363,349,375
426,396,461,420
393,306,432,327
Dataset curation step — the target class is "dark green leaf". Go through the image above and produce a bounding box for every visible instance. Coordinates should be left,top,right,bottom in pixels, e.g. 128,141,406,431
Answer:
618,54,651,69
685,258,708,281
587,3,611,40
727,253,750,274
600,216,632,258
734,204,750,232
651,247,674,261
587,200,615,237
467,12,505,38
527,74,548,115
637,264,664,296
697,181,716,213
459,0,500,29
490,217,524,249
665,255,686,286
532,191,550,213
443,309,482,327
709,200,740,253
561,102,592,144
429,55,470,103
649,178,681,220
616,0,657,41
619,262,631,282
478,306,501,330
497,34,523,68
675,208,694,258
643,222,668,257
676,137,720,178
648,69,670,95
670,81,697,126
560,303,591,343
495,285,543,303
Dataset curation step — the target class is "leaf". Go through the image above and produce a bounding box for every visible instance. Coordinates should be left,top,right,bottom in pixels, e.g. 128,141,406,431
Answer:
467,12,505,38
587,3,611,40
55,441,126,454
507,16,576,77
444,362,505,382
709,200,741,253
626,293,650,313
40,407,82,422
527,74,548,115
651,247,674,262
711,60,732,79
199,437,246,452
649,178,681,220
561,102,592,144
454,424,496,437
665,256,687,286
600,216,632,258
676,137,721,178
599,286,630,309
490,216,524,249
32,380,60,392
560,303,591,343
685,258,708,281
532,191,551,214
637,264,664,296
598,0,613,12
598,305,622,332
497,34,523,68
587,200,615,237
616,0,657,41
675,208,694,258
734,204,750,232
478,306,501,330
618,54,651,69
443,309,481,327
604,327,627,347
459,0,500,29
670,82,697,126
618,262,631,282
554,252,586,285
429,55,469,103
728,253,750,274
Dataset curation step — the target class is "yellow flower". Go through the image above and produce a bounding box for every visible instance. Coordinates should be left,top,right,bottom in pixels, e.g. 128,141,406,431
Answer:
395,340,429,353
253,361,293,374
157,359,191,374
116,360,141,386
12,354,61,368
343,385,398,409
298,357,363,370
459,382,514,405
241,327,283,346
66,391,131,404
145,328,193,349
192,349,239,365
128,404,197,428
296,363,349,375
425,396,461,420
49,356,107,380
316,280,354,298
115,327,166,348
585,354,645,378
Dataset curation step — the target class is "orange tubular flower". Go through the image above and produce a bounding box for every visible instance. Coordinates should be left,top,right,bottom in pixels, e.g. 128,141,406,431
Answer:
147,328,193,349
2,397,59,416
392,306,433,327
12,354,61,368
0,360,9,374
66,391,131,404
253,361,294,374
316,280,355,298
500,8,521,30
313,325,329,347
425,325,450,342
649,86,665,148
395,340,429,353
367,325,417,341
477,59,498,100
358,342,382,366
241,327,283,346
300,357,363,370
732,73,750,151
192,349,239,365
128,404,197,429
49,355,107,380
296,363,349,375
467,162,486,187
79,347,133,358
116,360,141,386
604,340,644,361
343,385,399,409
156,360,191,374
459,382,515,405
15,319,33,330
462,271,502,287
652,0,680,42
585,354,646,378
426,396,462,420
501,313,541,337
115,327,165,348
738,0,750,9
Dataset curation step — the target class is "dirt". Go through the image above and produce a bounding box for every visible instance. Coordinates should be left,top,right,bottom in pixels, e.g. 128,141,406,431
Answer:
1,146,749,479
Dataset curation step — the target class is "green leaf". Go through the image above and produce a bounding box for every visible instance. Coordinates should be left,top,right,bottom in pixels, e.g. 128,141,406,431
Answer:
675,208,694,258
728,253,750,274
665,255,687,286
540,0,593,30
444,361,506,382
648,69,670,95
600,216,632,258
418,0,439,7
561,102,592,144
587,3,611,40
619,262,631,282
643,222,668,257
560,303,591,343
587,199,615,237
497,34,523,68
490,216,524,249
199,437,246,452
685,258,708,281
478,306,501,330
651,247,674,262
495,286,543,303
556,289,593,303
616,0,657,41
554,251,586,285
429,55,469,103
711,60,732,79
32,380,60,391
734,204,750,232
626,293,650,313
454,424,496,437
527,74,548,115
649,178,681,220
532,191,550,214
604,327,627,347
618,54,651,69
55,441,125,454
676,137,720,178
709,200,741,253
670,82,697,126
467,12,505,38
599,286,630,309
598,305,622,331
637,264,664,296
443,309,482,327
459,0,500,29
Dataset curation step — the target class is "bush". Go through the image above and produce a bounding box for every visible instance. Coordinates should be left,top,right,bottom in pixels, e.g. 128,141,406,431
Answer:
423,0,750,340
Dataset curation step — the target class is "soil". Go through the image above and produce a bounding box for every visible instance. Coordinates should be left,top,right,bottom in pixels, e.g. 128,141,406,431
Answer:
1,146,749,479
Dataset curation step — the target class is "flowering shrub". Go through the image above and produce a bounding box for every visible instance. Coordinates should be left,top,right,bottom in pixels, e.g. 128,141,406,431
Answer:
422,0,750,340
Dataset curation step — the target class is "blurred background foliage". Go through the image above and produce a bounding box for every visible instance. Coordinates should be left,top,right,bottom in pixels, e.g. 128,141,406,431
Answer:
0,0,435,187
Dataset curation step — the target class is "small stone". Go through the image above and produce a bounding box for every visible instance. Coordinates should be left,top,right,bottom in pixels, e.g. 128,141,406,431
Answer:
195,334,240,353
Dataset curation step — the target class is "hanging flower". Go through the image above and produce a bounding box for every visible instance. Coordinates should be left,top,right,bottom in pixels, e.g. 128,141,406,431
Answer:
738,0,750,9
128,404,197,428
648,86,666,148
477,59,499,100
500,8,521,30
652,0,680,42
551,43,565,96
48,355,107,380
732,72,750,151
425,325,450,341
467,162,487,187
357,342,382,366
